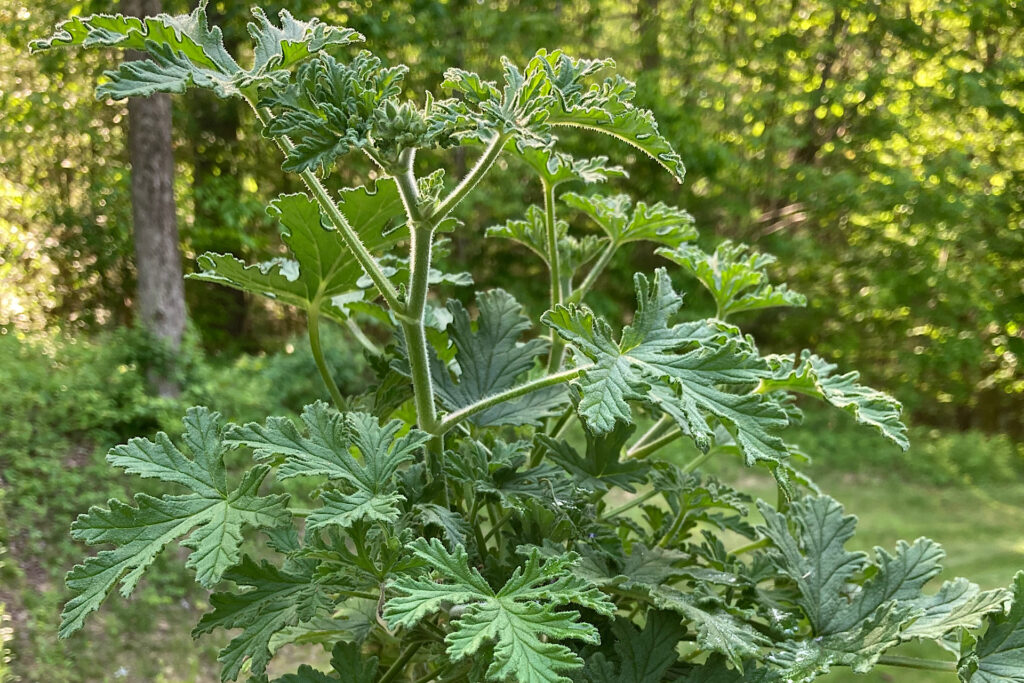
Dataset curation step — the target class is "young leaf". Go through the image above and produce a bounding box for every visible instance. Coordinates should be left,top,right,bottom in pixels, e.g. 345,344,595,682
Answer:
385,539,614,683
562,192,696,249
760,350,909,450
657,240,806,320
60,407,290,639
195,556,336,681
433,289,568,426
542,269,790,469
189,182,406,321
30,3,361,100
958,571,1024,683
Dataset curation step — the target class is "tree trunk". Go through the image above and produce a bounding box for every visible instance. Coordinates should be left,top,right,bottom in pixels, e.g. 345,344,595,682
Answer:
124,0,186,397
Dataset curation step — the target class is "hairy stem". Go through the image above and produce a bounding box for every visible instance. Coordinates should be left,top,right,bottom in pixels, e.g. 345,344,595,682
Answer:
875,655,956,673
379,642,424,683
482,510,514,545
542,179,566,373
625,426,683,460
431,132,509,222
344,317,382,356
435,366,590,434
568,239,617,304
601,488,659,519
629,415,674,453
729,537,771,556
249,105,405,313
307,308,345,409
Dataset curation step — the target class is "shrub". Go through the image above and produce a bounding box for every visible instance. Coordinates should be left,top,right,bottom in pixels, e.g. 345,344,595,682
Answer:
31,6,1023,683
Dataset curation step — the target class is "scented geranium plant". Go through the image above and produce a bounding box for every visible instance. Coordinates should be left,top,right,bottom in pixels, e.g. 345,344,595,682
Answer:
33,4,1023,682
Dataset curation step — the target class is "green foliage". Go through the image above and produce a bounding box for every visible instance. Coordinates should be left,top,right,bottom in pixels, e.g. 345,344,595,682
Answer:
29,5,1024,683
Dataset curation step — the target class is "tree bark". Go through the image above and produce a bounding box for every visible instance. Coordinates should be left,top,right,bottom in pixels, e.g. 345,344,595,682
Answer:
124,0,186,397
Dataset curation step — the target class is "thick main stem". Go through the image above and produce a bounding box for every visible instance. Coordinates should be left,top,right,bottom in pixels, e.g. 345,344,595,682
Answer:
875,655,955,673
402,226,440,437
542,179,566,374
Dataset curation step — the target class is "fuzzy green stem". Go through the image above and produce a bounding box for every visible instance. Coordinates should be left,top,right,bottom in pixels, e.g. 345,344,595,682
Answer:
482,510,514,545
542,178,566,374
412,664,451,683
307,309,345,410
249,105,405,313
435,366,590,435
568,239,617,304
875,655,956,672
602,489,659,519
344,317,382,356
657,508,689,548
625,427,683,460
629,415,674,453
730,537,771,556
431,132,509,222
379,642,424,683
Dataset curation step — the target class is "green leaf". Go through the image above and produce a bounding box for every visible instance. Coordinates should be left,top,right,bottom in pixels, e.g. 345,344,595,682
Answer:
578,611,687,682
188,181,406,321
758,496,870,635
643,584,767,669
262,52,412,172
229,405,428,530
769,602,915,680
760,350,909,450
562,192,696,249
901,578,1008,642
433,289,567,426
510,146,626,187
542,269,790,470
657,240,806,319
539,421,649,493
546,66,686,181
487,206,607,291
385,539,614,683
60,407,290,639
31,3,361,100
195,556,335,681
959,571,1024,682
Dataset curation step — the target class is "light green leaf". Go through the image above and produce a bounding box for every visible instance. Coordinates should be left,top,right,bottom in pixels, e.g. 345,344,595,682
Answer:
230,406,427,530
434,289,567,426
188,181,406,321
562,192,696,249
657,240,805,320
902,578,1008,642
60,407,290,639
959,572,1024,682
510,146,626,187
31,3,361,100
487,206,607,291
195,556,335,681
760,350,909,450
385,539,614,683
542,269,789,469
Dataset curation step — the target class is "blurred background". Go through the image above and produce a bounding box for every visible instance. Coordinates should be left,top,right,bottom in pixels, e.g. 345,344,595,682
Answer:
0,0,1021,680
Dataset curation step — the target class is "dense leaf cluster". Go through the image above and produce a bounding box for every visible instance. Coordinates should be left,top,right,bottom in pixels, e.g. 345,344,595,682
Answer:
33,4,1023,682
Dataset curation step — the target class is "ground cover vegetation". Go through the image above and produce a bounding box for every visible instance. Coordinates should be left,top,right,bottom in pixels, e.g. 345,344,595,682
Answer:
15,4,1023,682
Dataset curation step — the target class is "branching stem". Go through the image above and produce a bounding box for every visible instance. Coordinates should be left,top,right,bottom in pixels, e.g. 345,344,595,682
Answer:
542,178,566,373
625,426,683,460
435,366,590,435
875,655,955,672
431,132,509,222
568,239,617,304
